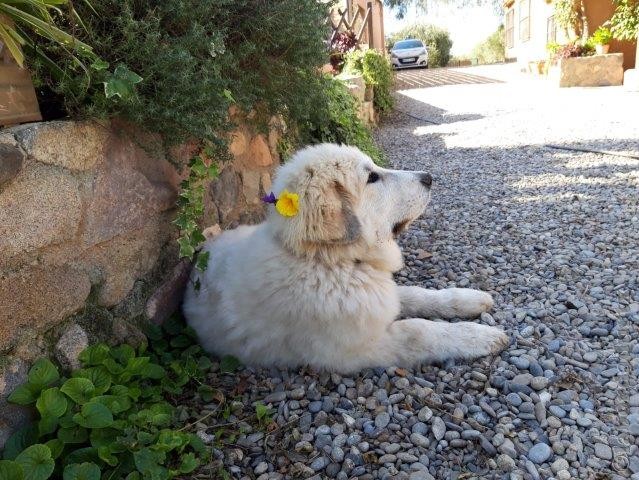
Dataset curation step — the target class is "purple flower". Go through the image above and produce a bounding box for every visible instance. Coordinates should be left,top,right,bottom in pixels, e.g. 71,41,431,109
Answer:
261,192,277,204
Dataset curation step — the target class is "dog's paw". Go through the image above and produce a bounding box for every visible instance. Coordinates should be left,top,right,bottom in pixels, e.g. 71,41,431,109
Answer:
446,288,494,318
459,323,509,359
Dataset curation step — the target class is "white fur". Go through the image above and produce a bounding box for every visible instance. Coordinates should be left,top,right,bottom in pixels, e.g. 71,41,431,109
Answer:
183,144,508,373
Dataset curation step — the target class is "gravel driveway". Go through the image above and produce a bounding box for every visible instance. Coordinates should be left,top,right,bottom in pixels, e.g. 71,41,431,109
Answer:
201,66,639,480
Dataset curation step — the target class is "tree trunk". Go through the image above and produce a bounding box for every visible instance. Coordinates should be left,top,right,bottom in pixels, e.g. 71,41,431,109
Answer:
579,0,588,44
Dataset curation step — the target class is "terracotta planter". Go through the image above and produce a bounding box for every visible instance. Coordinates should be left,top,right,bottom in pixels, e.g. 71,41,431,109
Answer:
595,44,610,55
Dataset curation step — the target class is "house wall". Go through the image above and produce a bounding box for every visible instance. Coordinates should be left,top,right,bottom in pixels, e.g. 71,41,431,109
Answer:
505,0,637,70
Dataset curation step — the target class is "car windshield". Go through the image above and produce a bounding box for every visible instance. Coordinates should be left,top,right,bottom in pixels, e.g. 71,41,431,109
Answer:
394,40,423,50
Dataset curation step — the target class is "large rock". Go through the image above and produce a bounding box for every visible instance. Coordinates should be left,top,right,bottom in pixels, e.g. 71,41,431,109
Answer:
82,165,174,246
13,121,110,171
210,166,241,224
0,163,82,259
550,53,624,88
248,135,273,167
76,220,170,307
0,265,91,351
0,143,24,188
0,357,33,450
55,323,89,370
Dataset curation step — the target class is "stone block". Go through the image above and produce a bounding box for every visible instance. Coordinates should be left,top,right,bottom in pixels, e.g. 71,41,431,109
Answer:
229,127,249,157
0,265,91,351
248,134,273,167
13,120,110,171
0,143,24,188
0,163,82,258
551,54,624,88
210,166,241,223
242,170,261,205
55,323,89,370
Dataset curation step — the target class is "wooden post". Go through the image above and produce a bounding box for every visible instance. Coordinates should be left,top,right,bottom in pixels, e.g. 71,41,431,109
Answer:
367,2,374,49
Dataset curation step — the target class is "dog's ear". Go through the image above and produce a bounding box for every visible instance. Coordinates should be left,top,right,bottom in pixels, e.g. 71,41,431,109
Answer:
300,179,361,245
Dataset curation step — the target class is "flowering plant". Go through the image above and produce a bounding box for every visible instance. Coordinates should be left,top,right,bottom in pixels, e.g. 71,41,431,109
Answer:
262,190,299,217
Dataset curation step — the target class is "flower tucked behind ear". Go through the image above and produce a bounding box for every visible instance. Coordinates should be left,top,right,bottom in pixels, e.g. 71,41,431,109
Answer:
275,190,299,217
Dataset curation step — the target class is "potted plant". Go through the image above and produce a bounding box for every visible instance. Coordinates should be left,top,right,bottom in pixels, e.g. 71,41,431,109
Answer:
591,26,612,54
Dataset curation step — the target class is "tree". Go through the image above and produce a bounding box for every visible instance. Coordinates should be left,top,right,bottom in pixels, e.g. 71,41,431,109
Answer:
609,0,639,41
471,25,505,64
383,0,503,18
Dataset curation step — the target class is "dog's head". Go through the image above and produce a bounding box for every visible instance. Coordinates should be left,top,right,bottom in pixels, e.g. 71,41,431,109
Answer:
267,144,432,269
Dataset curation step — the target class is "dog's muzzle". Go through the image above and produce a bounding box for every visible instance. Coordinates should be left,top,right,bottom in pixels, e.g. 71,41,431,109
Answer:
419,173,433,188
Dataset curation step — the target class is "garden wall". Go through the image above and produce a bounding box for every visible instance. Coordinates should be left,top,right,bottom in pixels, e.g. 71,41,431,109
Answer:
0,117,283,447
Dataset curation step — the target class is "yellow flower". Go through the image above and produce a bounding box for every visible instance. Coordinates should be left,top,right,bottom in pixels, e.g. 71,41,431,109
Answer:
275,190,299,217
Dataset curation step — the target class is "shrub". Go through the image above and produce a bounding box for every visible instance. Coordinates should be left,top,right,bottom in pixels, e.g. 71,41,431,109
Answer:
471,26,505,65
330,31,358,72
298,76,385,165
551,42,594,62
591,26,613,45
344,49,394,114
609,0,639,41
33,0,330,148
2,318,216,480
388,24,453,67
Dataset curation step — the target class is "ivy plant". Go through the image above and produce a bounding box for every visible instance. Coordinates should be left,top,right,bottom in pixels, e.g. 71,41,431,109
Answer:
2,318,218,480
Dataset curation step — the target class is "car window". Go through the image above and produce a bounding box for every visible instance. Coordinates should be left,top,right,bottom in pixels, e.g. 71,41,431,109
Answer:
394,40,424,49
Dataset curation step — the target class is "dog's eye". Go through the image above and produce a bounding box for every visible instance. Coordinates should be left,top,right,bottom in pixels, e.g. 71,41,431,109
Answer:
367,172,380,184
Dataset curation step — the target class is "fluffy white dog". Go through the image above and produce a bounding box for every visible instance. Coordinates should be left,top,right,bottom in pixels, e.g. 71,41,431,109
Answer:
183,144,508,372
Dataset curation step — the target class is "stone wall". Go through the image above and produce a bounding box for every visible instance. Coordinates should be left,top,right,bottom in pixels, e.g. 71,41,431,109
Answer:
0,116,282,447
549,53,624,88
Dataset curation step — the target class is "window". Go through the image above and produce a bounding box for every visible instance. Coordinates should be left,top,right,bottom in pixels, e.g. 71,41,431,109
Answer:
547,15,557,43
506,9,515,48
519,0,530,42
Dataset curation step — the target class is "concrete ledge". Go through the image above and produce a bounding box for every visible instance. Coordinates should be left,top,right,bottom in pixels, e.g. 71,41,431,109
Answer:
624,68,639,91
549,53,624,88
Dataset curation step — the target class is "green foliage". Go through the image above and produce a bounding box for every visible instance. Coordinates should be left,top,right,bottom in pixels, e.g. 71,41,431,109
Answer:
471,26,505,64
591,26,612,45
298,76,385,166
3,318,218,480
388,24,453,67
173,149,220,266
34,0,330,148
609,0,639,41
345,50,394,115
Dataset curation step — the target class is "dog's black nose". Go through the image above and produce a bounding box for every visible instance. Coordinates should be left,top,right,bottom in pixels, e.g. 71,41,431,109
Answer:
419,173,433,188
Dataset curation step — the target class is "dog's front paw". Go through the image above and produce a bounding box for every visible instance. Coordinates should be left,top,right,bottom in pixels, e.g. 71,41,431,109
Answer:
447,288,494,318
460,323,509,359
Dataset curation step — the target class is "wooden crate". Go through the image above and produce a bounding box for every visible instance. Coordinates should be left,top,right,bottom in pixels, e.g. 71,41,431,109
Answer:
0,41,42,126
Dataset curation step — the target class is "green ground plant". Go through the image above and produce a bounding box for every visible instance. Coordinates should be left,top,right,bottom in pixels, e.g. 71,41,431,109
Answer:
2,318,217,480
344,49,394,115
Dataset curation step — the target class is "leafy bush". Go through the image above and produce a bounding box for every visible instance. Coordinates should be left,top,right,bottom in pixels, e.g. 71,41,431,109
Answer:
387,24,453,67
591,26,613,45
471,26,505,64
551,42,594,61
2,318,216,480
298,76,385,165
34,0,330,148
330,31,358,72
609,0,639,41
344,49,394,114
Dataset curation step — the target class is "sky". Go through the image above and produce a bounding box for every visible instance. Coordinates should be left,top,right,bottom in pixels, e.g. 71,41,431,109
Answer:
383,3,503,56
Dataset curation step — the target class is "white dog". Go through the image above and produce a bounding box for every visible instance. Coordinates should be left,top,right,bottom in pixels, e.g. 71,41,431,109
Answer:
183,144,508,373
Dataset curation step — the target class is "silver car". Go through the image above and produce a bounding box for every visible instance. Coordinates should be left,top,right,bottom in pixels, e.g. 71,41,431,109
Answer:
390,39,429,69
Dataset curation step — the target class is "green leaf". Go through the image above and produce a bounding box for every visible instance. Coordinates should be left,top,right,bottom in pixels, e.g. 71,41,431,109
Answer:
156,430,186,452
36,387,67,418
101,359,123,375
103,64,142,99
177,236,195,259
169,336,191,348
28,359,59,389
97,447,118,467
124,357,149,375
0,460,24,480
63,463,101,480
72,402,113,429
255,403,272,422
61,378,95,405
73,367,111,395
78,345,110,367
57,427,88,445
92,395,131,415
90,58,109,71
133,449,167,480
3,426,37,460
8,384,40,405
111,345,135,366
195,251,210,272
38,417,58,437
139,363,165,380
89,428,118,449
15,445,54,480
178,453,198,474
43,440,64,460
64,448,99,466
219,355,241,373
